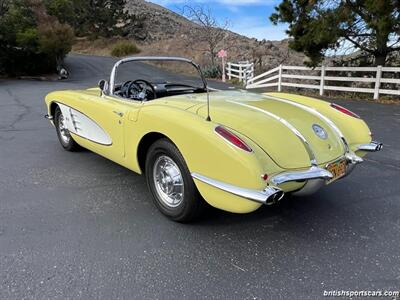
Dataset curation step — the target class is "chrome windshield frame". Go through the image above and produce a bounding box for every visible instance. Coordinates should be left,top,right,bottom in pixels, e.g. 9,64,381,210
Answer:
108,56,208,96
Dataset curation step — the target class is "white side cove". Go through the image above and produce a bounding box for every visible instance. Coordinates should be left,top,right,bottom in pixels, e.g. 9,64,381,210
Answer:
57,103,112,145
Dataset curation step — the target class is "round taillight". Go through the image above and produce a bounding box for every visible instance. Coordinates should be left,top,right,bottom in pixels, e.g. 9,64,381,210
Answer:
330,103,360,119
215,126,252,152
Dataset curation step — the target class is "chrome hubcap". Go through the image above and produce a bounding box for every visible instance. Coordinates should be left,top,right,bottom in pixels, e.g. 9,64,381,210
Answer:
153,155,184,208
58,113,71,144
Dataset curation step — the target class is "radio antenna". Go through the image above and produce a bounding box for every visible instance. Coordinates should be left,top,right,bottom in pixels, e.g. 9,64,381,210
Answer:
195,63,211,122
206,88,211,121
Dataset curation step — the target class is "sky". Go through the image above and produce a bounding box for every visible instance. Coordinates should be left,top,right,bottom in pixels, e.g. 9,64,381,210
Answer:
147,0,288,41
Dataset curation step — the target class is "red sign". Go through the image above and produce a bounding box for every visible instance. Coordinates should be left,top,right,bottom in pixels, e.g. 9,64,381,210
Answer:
217,49,227,58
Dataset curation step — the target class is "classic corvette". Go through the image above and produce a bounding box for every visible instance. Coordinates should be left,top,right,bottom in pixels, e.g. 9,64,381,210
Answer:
44,56,382,222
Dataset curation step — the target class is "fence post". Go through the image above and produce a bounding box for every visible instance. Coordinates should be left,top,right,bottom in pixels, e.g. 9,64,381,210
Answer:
243,64,248,85
278,64,283,92
374,65,382,100
228,63,231,80
222,56,226,83
320,65,326,96
239,64,243,82
250,63,254,80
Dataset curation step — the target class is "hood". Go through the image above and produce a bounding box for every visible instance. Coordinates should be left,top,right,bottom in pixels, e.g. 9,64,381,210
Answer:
195,91,345,169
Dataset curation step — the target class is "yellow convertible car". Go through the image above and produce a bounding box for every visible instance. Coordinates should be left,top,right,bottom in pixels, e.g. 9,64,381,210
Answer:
44,57,382,222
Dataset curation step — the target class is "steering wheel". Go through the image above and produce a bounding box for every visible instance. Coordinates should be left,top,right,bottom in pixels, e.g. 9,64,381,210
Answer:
131,79,156,101
121,79,156,101
120,80,137,98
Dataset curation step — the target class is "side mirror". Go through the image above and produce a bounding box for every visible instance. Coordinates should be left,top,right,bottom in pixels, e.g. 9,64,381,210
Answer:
98,79,109,96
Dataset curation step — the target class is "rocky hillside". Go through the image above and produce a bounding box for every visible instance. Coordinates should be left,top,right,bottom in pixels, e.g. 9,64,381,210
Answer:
124,0,306,71
72,0,306,71
125,0,192,41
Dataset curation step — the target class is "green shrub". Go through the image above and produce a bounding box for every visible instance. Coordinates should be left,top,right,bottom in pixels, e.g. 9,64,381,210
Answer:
16,28,39,49
228,78,242,86
39,22,74,60
0,0,74,76
111,41,141,57
202,65,221,79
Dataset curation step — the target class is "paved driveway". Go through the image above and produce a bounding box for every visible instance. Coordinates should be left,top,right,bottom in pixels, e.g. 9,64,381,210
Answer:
1,55,399,299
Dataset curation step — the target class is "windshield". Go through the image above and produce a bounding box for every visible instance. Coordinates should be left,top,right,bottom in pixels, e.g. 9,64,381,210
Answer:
110,58,207,101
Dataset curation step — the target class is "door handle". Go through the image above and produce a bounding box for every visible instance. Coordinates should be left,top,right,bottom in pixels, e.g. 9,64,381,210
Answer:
113,111,124,117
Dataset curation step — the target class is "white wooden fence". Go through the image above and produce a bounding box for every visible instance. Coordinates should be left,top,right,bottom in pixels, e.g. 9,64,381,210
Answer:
226,61,254,83
246,65,400,100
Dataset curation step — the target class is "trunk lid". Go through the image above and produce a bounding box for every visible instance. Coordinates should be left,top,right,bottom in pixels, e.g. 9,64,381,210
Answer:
195,91,345,169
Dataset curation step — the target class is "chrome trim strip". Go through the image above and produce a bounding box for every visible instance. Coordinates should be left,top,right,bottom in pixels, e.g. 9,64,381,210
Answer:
264,95,346,138
191,173,284,205
271,166,333,186
227,100,318,166
358,141,383,152
263,94,366,162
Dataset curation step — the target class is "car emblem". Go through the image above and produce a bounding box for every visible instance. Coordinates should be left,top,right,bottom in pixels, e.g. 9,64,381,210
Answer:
312,124,328,140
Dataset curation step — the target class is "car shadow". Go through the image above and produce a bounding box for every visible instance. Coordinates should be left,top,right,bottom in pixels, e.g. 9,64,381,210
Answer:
61,149,378,245
187,186,378,244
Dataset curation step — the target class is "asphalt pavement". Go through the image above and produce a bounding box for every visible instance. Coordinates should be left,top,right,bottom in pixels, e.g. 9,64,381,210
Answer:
0,54,399,299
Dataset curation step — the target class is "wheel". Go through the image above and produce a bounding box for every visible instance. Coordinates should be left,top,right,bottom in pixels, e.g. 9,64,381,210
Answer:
145,139,206,222
54,106,81,152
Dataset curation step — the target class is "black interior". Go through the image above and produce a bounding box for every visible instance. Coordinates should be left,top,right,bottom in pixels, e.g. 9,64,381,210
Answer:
114,79,206,101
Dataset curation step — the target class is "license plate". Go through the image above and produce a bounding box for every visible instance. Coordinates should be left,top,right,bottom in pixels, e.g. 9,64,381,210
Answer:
326,159,347,184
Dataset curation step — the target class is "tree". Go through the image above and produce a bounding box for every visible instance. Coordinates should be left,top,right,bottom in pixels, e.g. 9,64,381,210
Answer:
0,0,74,75
26,0,74,68
181,4,229,66
43,0,76,27
270,0,400,66
75,0,128,37
0,0,128,75
0,0,9,15
42,0,129,37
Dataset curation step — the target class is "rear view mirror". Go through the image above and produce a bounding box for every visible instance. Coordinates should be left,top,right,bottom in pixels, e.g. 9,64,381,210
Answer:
98,79,109,95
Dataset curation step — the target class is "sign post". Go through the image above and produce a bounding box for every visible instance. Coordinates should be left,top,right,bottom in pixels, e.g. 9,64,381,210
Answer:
217,49,227,82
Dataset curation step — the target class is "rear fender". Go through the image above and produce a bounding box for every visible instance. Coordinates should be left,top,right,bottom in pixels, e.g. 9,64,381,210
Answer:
126,105,288,213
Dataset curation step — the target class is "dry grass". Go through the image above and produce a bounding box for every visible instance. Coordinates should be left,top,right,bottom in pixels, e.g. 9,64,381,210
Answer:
71,36,218,76
72,36,221,66
111,41,141,57
72,37,122,56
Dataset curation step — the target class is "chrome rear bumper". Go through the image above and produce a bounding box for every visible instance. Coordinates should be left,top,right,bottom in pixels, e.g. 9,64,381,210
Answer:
271,150,368,196
270,166,334,197
192,142,382,204
192,173,284,205
271,166,333,186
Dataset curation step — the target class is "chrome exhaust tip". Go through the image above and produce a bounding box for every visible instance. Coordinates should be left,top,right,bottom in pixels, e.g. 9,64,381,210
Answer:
373,141,383,151
264,189,285,206
358,141,383,152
